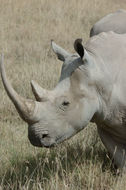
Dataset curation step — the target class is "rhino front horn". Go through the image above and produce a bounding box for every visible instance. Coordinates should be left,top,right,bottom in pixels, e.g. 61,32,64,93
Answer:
0,54,37,124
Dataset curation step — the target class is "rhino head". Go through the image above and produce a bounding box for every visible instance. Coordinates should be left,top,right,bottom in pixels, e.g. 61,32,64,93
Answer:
0,39,100,147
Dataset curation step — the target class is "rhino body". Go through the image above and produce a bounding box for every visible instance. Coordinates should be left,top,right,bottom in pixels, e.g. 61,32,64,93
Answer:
90,9,126,37
1,31,126,169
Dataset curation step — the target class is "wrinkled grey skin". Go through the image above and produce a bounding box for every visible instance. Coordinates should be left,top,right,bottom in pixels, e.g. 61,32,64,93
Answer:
90,9,126,37
1,32,126,169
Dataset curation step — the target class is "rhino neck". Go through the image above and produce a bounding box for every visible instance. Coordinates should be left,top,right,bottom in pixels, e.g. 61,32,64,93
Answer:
85,33,126,126
86,52,114,124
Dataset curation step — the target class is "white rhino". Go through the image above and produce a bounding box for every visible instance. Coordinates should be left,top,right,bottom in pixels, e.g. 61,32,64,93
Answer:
90,9,126,37
1,31,126,169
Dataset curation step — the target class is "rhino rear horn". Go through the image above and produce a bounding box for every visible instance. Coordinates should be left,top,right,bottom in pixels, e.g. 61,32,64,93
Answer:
31,80,49,102
0,54,37,124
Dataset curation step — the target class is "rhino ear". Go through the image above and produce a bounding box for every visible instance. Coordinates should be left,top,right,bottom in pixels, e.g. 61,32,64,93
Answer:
74,39,84,59
51,40,70,62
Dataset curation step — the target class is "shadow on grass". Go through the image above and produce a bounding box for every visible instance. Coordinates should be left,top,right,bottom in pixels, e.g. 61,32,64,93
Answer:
0,138,116,189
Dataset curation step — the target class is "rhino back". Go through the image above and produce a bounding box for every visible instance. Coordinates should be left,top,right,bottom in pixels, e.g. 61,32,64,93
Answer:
90,10,126,37
86,31,126,74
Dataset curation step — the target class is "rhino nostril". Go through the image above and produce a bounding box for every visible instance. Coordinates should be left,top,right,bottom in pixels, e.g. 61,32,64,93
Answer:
42,134,48,139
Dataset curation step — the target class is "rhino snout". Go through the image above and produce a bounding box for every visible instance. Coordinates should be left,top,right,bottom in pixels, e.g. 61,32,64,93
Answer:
28,129,55,148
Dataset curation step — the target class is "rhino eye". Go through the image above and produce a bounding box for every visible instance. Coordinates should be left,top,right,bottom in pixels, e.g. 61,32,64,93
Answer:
62,101,70,106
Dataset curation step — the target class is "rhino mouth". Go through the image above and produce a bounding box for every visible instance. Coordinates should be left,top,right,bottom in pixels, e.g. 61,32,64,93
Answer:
28,125,75,148
40,135,56,148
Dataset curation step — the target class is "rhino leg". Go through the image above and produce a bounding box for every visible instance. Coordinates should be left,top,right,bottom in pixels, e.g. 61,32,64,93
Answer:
97,126,126,171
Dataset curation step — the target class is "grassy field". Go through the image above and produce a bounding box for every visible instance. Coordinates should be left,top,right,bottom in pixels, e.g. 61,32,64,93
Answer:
0,0,126,189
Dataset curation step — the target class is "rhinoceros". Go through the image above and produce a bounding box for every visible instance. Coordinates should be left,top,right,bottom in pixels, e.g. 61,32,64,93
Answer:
1,31,126,169
90,9,126,37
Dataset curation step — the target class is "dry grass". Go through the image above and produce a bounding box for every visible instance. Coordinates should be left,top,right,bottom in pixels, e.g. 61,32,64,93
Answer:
0,0,126,189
